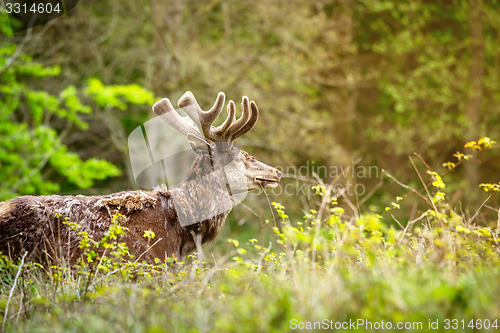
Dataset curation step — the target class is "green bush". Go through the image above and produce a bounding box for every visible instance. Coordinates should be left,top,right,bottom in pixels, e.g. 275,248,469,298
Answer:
0,16,157,201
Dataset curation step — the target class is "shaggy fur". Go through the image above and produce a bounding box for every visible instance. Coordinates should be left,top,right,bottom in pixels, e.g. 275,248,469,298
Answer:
0,153,233,264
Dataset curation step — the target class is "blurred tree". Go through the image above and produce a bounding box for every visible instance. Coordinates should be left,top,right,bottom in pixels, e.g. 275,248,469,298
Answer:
356,0,500,205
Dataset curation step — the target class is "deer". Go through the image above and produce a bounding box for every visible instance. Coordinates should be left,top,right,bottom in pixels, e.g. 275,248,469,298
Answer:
0,92,282,264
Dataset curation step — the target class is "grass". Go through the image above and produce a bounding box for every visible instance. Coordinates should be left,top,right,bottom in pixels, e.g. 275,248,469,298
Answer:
2,149,500,332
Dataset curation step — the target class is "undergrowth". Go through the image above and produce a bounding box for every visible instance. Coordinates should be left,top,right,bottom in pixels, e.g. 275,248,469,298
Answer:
1,139,500,332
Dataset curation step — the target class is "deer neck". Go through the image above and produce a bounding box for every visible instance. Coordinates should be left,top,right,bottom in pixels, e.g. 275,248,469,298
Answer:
171,155,233,228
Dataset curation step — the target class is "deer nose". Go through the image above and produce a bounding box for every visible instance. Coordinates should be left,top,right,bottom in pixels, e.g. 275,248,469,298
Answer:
276,170,282,180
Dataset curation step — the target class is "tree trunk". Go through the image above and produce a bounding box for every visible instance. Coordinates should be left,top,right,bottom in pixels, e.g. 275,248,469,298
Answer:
151,0,183,95
464,0,485,206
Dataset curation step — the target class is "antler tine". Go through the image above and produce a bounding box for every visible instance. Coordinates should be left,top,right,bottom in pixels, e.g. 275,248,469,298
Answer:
153,98,202,137
230,100,259,141
213,100,236,140
177,91,225,138
225,96,252,140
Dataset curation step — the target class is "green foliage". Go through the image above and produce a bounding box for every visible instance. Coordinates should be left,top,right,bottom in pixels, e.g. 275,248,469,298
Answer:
0,15,161,200
49,149,120,189
84,78,155,110
49,211,170,298
0,19,123,199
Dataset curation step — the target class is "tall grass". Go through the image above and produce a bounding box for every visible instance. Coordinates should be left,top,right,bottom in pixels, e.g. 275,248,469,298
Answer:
1,142,500,332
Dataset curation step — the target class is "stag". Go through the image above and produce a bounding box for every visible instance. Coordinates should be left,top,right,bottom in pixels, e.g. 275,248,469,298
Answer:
0,92,281,263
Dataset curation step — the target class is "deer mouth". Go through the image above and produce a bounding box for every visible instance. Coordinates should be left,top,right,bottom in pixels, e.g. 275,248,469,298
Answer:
255,177,280,189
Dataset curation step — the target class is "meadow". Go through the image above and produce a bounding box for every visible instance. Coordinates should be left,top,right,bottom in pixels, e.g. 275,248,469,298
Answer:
1,140,500,332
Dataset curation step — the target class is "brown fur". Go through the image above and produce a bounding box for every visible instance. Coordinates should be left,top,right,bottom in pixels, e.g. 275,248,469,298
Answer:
0,187,228,264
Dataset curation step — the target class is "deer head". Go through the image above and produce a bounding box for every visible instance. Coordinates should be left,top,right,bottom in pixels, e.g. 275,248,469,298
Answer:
152,92,282,194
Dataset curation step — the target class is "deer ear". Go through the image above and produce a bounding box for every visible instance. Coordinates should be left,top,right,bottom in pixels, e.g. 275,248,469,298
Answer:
187,133,211,155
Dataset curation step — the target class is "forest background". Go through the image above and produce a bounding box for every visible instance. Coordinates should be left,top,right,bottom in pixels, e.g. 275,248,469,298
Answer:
1,1,500,330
